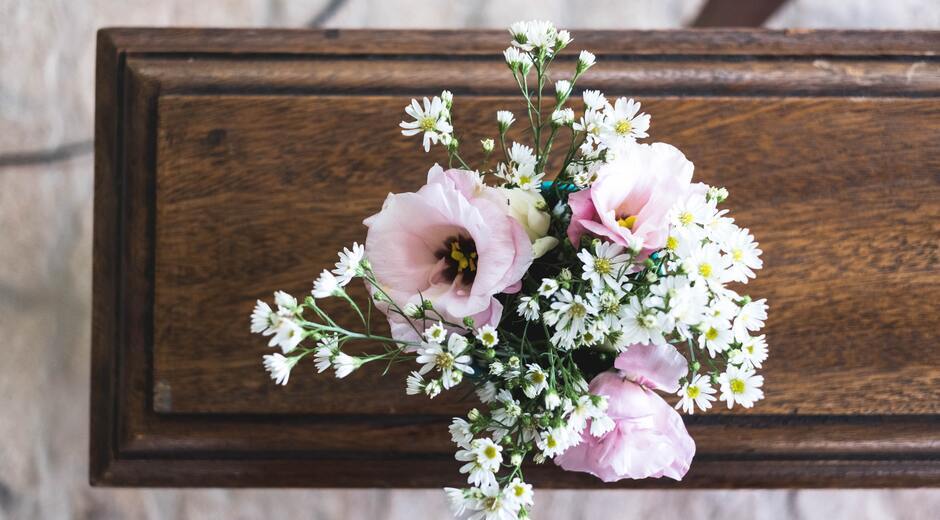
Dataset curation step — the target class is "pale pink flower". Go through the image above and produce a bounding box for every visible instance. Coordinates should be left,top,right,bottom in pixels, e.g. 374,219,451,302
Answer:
567,142,694,261
364,165,532,341
554,343,694,481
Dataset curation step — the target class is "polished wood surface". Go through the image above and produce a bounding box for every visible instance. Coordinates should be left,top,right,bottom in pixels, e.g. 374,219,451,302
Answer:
92,28,940,487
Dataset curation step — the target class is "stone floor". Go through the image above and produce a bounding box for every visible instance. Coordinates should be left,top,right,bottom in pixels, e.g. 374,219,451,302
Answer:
1,0,938,518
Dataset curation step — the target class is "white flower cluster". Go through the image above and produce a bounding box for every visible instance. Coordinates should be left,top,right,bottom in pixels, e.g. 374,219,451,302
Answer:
252,242,393,385
400,91,455,152
251,21,770,520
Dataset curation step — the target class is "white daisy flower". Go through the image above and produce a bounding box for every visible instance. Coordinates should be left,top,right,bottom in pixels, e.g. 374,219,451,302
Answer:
269,315,304,354
670,192,715,235
582,89,607,110
722,227,763,283
578,241,631,290
475,325,499,348
506,478,534,509
537,426,577,458
313,335,338,373
590,413,615,437
617,296,667,347
424,379,443,398
474,483,518,520
496,110,516,131
547,290,597,340
684,243,732,286
676,373,717,414
519,20,558,52
250,300,278,335
555,29,572,49
601,97,650,145
551,107,575,126
476,381,499,404
312,269,341,298
577,50,596,71
537,278,559,297
522,364,549,398
456,438,503,488
405,371,425,395
555,79,571,100
508,142,536,168
274,290,298,312
424,321,448,344
731,334,769,369
733,298,768,341
510,162,545,191
488,361,504,376
449,418,474,449
333,352,362,379
718,366,765,409
262,353,297,386
332,242,365,285
573,108,606,144
516,296,540,321
400,96,453,152
415,336,474,389
503,46,533,72
698,315,734,357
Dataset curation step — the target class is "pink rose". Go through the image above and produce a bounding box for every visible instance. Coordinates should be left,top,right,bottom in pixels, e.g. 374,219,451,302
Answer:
364,165,532,341
567,143,694,261
554,344,695,481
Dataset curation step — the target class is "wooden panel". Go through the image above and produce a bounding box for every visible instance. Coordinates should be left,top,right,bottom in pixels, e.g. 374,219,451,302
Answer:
153,94,940,416
92,28,940,487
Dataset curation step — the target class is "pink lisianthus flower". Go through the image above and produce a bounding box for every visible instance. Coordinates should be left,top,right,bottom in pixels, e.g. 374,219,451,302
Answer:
364,165,533,342
554,343,695,481
566,142,694,262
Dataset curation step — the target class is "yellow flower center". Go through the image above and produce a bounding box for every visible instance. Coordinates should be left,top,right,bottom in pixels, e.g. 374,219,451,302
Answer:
519,175,531,185
435,352,455,371
705,327,719,341
732,248,744,262
594,257,613,275
617,215,637,230
481,332,495,344
678,211,694,225
730,378,746,394
614,119,632,135
570,302,587,318
514,485,525,497
419,116,437,132
698,263,713,278
483,445,498,459
546,435,557,449
450,241,477,273
687,385,701,398
530,371,546,384
666,236,678,250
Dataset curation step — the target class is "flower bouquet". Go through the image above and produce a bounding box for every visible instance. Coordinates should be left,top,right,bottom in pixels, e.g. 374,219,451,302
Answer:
250,20,767,519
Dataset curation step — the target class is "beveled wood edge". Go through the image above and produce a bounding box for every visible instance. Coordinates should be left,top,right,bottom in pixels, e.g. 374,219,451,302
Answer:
91,29,940,487
134,57,940,98
91,457,940,488
99,27,940,56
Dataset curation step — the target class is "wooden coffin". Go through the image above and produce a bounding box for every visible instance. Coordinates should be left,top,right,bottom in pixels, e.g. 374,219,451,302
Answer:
91,28,940,487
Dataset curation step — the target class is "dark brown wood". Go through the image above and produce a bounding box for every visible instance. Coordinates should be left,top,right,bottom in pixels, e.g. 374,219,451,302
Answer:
92,28,940,488
692,0,789,27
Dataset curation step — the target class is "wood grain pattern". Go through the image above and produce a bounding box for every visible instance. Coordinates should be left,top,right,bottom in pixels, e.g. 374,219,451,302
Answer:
92,28,940,488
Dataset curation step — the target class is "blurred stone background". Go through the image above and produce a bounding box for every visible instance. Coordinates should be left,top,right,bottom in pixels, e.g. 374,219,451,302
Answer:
1,0,939,518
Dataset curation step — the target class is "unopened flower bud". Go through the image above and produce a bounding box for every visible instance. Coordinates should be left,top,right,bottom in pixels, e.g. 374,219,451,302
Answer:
481,138,495,153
